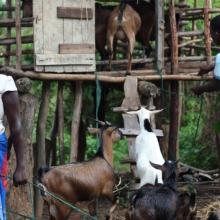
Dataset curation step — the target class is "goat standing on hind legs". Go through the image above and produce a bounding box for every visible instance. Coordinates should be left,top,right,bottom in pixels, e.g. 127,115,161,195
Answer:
38,122,123,220
106,0,141,74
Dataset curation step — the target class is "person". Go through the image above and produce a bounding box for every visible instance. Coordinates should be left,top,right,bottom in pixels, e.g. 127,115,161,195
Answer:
192,15,220,95
0,74,27,220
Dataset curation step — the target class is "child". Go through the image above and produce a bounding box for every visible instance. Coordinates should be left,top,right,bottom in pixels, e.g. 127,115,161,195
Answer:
0,74,27,220
192,15,220,95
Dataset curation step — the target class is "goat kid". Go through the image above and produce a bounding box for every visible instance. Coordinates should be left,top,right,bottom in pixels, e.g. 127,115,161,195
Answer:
126,107,164,187
126,160,178,220
38,123,122,220
106,1,141,73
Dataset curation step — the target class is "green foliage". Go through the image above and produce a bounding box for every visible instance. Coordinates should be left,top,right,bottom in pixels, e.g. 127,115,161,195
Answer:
86,135,129,172
179,92,218,169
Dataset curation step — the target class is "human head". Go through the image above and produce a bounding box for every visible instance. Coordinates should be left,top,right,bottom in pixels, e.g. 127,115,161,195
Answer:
210,15,220,45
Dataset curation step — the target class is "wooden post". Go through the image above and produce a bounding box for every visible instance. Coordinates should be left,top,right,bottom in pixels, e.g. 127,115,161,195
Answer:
57,81,64,164
34,82,51,218
7,78,37,220
70,81,83,162
50,103,58,166
204,0,212,65
15,0,22,70
121,76,141,176
155,0,164,72
168,0,181,160
169,0,179,74
5,0,12,66
168,81,180,160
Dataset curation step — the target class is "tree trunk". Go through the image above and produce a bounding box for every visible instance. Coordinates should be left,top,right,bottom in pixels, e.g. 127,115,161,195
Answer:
70,81,83,162
7,92,37,220
34,82,51,218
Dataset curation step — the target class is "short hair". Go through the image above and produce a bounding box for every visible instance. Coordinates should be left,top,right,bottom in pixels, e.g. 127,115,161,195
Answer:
210,15,220,33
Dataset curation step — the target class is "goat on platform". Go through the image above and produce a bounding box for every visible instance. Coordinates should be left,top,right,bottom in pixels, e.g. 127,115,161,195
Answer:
126,160,178,220
106,0,141,73
38,122,122,220
126,107,164,187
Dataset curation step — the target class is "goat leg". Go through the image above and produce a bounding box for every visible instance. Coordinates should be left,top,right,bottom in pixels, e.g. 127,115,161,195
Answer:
88,199,97,216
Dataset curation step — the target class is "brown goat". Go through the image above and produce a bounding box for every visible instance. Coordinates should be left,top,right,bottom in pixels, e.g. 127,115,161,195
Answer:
106,2,141,73
38,124,122,220
21,0,33,18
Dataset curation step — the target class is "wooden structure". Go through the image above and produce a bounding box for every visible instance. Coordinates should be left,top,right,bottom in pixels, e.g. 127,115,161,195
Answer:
0,0,220,218
33,0,95,72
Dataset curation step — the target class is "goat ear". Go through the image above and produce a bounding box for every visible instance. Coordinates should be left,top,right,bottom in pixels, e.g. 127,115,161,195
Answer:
88,127,100,134
150,161,163,171
149,109,164,115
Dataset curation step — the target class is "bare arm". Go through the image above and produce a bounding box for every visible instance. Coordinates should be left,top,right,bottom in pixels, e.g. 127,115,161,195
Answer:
2,91,27,186
198,63,215,75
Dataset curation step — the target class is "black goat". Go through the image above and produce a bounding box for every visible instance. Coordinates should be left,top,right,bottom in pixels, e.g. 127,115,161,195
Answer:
126,160,178,220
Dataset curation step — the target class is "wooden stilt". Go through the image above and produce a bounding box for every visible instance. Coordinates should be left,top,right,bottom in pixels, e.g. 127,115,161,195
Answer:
70,81,83,162
57,81,64,164
34,81,51,218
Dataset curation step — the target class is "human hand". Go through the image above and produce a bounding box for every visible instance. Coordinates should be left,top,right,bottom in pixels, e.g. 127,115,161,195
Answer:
13,166,27,187
198,66,209,76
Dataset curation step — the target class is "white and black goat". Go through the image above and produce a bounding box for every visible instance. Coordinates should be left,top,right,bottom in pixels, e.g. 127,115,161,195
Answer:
38,122,122,220
126,107,165,187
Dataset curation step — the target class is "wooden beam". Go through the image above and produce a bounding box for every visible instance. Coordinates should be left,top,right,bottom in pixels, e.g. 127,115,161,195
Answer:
57,7,93,19
59,44,95,54
0,17,33,27
0,66,214,82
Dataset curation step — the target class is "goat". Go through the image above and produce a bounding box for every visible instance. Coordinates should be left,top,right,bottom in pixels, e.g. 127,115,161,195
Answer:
106,1,141,73
38,122,122,220
95,3,114,61
126,107,164,187
128,0,155,57
21,0,33,18
126,160,178,220
176,190,197,220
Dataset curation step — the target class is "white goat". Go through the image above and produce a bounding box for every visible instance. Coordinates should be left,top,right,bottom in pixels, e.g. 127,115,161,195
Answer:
126,107,165,187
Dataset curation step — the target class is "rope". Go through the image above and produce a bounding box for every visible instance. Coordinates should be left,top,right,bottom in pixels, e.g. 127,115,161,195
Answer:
1,174,97,220
30,181,98,220
192,94,204,147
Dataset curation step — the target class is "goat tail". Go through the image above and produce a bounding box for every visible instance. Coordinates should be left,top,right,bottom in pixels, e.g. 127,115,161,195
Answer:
38,166,50,182
118,1,127,24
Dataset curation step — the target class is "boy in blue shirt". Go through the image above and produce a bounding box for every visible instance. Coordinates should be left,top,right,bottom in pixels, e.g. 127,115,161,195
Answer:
192,15,220,95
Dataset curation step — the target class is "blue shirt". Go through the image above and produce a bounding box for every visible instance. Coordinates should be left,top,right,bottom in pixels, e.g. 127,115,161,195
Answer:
214,53,220,80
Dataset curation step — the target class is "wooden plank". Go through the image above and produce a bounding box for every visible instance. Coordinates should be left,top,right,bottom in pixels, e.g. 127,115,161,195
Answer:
155,0,164,71
63,0,73,72
57,6,93,19
59,44,95,54
120,128,164,137
43,0,63,72
33,0,43,55
36,54,95,66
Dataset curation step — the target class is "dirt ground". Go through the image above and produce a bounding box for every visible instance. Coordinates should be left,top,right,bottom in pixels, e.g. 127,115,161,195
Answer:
42,173,220,220
42,189,220,220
